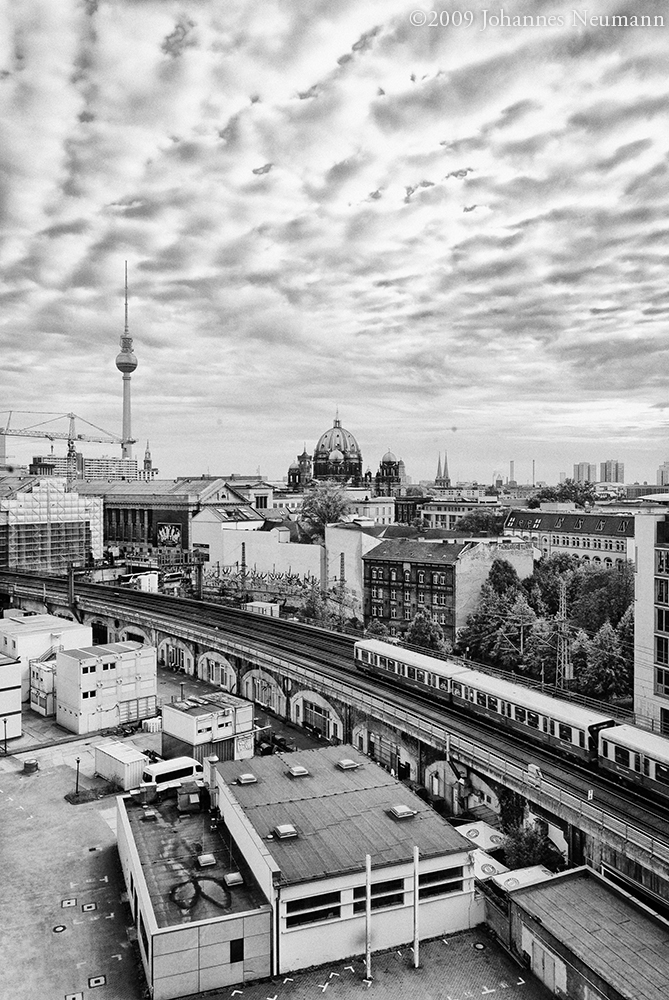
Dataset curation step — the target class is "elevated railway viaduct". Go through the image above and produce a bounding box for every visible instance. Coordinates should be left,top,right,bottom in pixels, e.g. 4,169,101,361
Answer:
2,571,668,917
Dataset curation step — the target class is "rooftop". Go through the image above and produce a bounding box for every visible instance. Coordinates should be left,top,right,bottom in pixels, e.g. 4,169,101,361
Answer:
504,510,635,536
165,691,250,718
0,613,88,637
363,539,468,564
512,867,669,1000
122,793,269,928
216,745,472,886
58,641,145,661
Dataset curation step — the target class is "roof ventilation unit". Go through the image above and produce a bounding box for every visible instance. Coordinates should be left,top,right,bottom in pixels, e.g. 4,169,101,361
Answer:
287,765,309,778
197,853,217,868
389,803,417,820
224,871,244,887
141,809,158,822
274,823,298,839
336,758,359,771
237,773,258,785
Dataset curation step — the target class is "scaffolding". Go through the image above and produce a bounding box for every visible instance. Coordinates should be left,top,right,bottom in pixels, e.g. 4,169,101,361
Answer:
0,480,103,573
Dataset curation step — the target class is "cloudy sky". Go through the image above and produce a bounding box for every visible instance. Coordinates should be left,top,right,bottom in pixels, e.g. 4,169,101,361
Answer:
1,0,669,486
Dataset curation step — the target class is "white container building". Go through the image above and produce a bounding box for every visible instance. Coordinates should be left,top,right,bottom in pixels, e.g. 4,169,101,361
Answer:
95,742,149,790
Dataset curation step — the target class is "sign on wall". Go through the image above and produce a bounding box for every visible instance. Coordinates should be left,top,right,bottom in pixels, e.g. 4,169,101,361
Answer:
157,523,182,547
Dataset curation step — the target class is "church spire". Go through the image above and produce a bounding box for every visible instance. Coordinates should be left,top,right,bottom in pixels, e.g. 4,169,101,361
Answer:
436,453,442,481
442,449,450,485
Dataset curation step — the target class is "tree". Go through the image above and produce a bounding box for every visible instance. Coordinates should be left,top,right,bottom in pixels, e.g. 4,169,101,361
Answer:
521,618,556,683
527,478,597,509
365,619,390,639
453,510,506,536
488,558,521,597
570,562,634,632
501,824,564,871
405,609,449,654
577,621,627,700
299,482,351,538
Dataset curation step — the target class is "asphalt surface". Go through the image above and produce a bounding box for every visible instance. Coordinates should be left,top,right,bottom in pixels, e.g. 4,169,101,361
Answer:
0,668,552,1000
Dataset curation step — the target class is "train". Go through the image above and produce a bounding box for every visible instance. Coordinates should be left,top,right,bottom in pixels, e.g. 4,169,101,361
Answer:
354,638,669,801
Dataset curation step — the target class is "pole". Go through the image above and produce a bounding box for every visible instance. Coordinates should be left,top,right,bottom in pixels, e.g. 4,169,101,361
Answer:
75,756,81,795
3,718,6,756
365,854,372,981
413,846,420,968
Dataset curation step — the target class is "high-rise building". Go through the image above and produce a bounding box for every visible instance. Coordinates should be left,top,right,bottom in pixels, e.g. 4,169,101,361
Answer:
30,453,139,481
657,461,669,487
573,462,597,483
600,459,624,483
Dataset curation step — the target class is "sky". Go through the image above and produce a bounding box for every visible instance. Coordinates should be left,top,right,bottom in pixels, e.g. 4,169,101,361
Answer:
1,0,669,486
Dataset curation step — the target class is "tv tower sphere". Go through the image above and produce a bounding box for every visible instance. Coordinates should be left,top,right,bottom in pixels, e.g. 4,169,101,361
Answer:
115,346,137,374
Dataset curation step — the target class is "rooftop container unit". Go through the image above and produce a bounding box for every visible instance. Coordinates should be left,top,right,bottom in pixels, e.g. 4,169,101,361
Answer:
95,742,149,790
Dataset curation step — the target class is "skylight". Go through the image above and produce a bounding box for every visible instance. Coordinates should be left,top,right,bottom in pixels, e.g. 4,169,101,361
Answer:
389,804,417,820
337,758,359,771
274,823,298,839
287,765,309,778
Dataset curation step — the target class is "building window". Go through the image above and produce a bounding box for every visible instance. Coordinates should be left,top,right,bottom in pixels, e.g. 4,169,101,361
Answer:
656,667,669,695
404,609,411,620
390,569,397,582
390,608,397,619
230,938,244,963
286,891,341,928
419,866,464,899
418,592,425,604
657,550,669,575
353,878,404,913
656,637,669,666
657,579,669,605
418,571,425,584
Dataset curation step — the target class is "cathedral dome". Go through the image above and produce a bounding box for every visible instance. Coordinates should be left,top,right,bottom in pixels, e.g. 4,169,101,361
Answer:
289,460,300,470
315,416,361,458
329,448,344,463
382,450,397,463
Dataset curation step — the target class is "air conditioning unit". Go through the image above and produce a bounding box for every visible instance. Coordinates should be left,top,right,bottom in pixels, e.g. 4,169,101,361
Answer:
224,871,244,887
197,854,217,868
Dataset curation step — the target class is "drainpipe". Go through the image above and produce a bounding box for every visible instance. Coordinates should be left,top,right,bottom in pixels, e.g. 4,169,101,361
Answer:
365,854,372,981
413,846,420,969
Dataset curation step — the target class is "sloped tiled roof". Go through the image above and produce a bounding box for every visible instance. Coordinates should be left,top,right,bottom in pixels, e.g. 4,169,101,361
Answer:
504,510,634,536
363,538,468,564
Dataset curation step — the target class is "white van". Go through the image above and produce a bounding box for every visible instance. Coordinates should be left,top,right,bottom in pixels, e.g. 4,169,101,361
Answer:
140,756,204,792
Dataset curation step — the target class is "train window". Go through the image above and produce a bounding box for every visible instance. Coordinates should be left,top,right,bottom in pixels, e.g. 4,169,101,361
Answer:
542,719,550,734
476,692,486,707
416,670,425,684
387,660,396,672
578,731,585,748
487,696,498,712
407,667,416,680
527,712,539,729
452,682,462,696
379,657,387,669
655,762,669,786
614,746,630,768
633,754,641,773
439,678,450,691
602,739,609,757
515,707,526,724
558,724,572,742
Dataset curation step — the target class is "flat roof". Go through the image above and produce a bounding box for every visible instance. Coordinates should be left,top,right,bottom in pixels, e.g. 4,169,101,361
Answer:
216,745,472,886
511,868,669,1000
164,692,249,717
59,641,145,660
122,794,269,929
0,614,87,636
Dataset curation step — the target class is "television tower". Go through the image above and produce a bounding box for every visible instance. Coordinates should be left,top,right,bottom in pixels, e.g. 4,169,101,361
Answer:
115,262,138,459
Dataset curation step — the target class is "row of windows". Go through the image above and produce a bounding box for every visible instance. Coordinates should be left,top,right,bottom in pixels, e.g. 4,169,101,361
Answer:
601,739,669,785
81,662,116,674
285,869,465,928
370,568,451,585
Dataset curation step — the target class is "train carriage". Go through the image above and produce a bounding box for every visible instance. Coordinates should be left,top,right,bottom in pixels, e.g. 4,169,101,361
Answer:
354,639,616,763
449,668,616,761
354,639,467,694
599,725,669,801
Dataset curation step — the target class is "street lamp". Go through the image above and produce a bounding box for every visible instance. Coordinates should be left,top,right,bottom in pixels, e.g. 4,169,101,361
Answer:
75,756,81,796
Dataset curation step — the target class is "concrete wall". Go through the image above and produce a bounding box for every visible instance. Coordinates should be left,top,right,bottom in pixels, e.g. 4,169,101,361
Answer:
455,542,534,632
193,520,321,581
278,852,477,973
325,525,384,618
0,659,22,739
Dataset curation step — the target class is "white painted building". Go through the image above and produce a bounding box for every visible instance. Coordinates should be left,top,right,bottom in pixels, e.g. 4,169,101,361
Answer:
0,611,92,702
117,744,478,999
56,641,157,735
161,692,255,764
634,509,669,732
0,651,21,741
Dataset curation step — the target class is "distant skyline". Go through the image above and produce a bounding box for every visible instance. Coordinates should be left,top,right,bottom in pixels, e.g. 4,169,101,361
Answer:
2,1,669,484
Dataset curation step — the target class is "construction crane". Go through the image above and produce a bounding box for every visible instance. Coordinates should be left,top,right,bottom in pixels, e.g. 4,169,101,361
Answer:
0,411,124,491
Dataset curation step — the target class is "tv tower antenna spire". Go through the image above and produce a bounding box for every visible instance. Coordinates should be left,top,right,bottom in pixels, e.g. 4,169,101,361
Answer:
115,261,138,460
